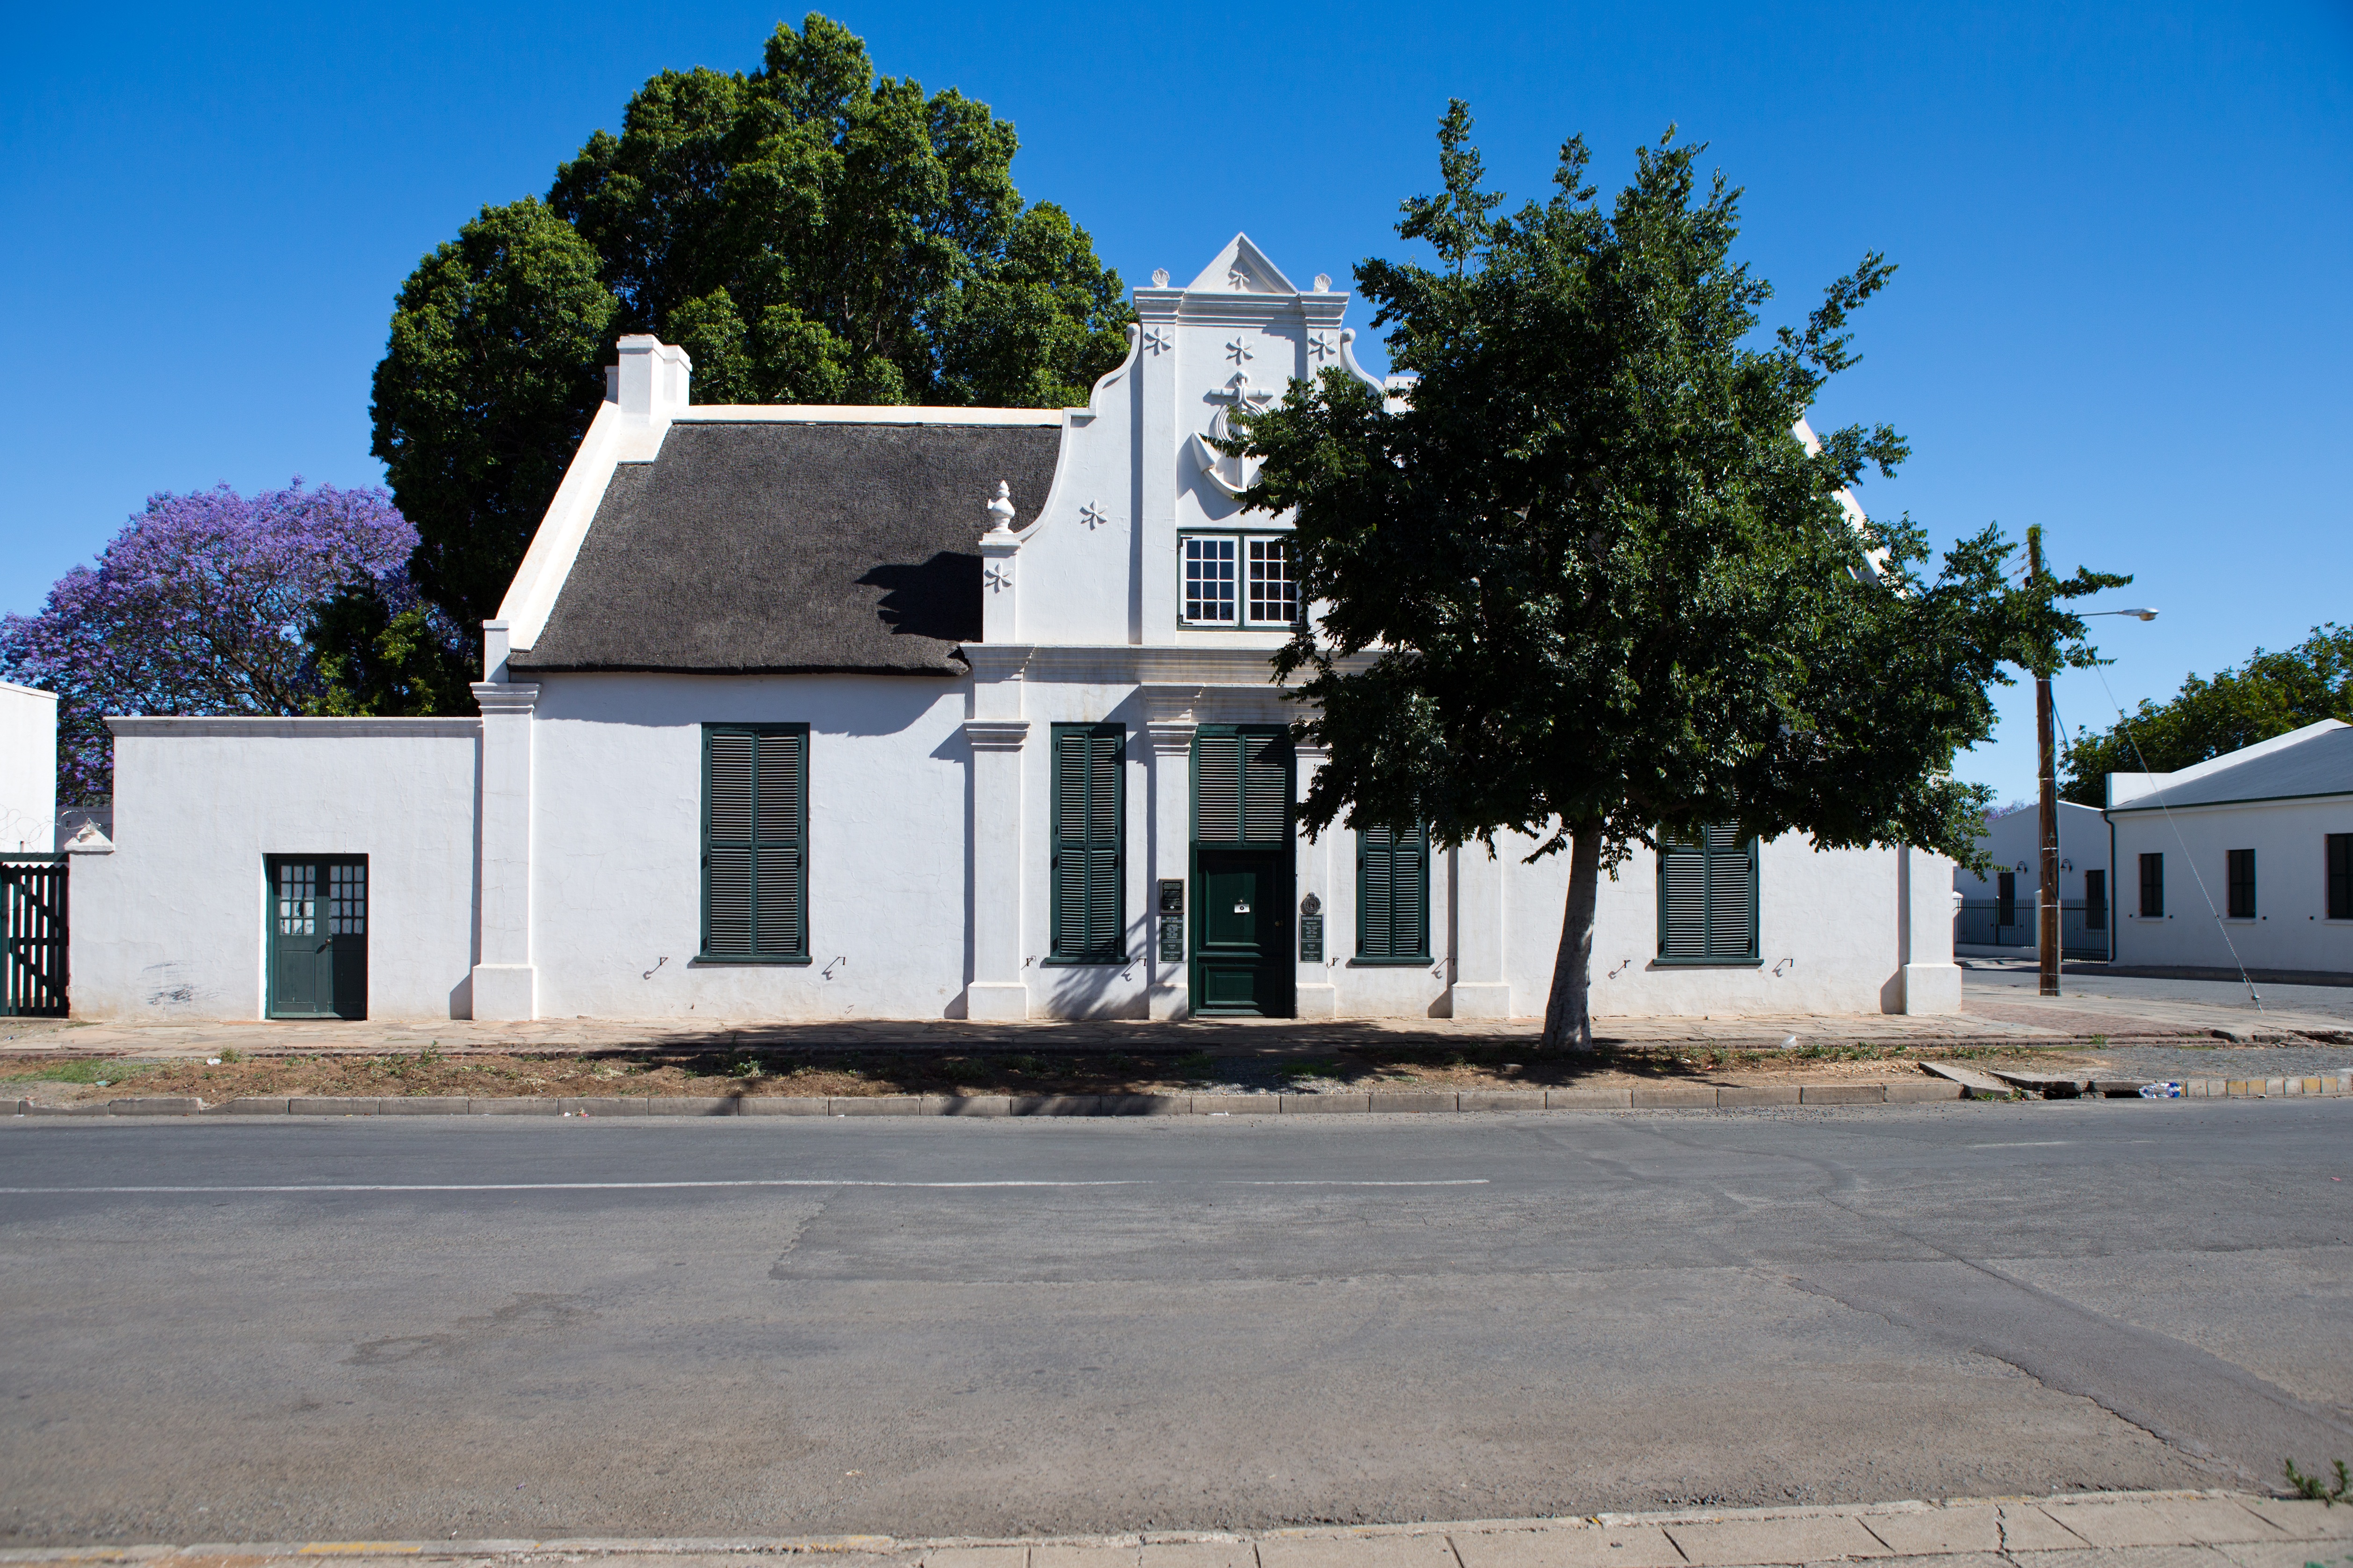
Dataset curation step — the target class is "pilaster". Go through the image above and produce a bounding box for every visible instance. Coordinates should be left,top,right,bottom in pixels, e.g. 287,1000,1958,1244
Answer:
964,717,1030,1021
1135,285,1183,644
1293,741,1337,1019
1898,845,1963,1014
1144,694,1199,1020
978,482,1021,644
1450,838,1513,1019
470,681,539,1020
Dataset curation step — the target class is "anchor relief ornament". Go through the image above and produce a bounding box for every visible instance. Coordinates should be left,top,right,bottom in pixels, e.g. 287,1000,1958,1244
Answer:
1199,371,1279,492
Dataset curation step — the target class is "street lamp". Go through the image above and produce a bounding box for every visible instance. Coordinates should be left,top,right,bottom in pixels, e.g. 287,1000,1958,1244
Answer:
2034,598,2158,996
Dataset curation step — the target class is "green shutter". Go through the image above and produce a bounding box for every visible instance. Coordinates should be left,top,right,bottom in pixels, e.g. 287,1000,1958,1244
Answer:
1243,732,1290,843
1657,825,1757,963
1051,724,1125,962
1357,824,1430,961
702,724,808,961
1192,727,1292,846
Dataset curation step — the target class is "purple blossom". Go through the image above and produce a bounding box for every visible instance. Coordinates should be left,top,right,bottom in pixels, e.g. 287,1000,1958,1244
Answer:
0,480,418,805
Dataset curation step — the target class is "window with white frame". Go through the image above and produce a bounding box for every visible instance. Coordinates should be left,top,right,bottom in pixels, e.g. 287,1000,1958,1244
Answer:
1182,533,1296,626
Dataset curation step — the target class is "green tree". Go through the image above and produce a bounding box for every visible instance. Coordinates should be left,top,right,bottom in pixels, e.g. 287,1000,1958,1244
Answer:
371,197,619,637
2061,624,2353,804
1237,107,2078,1052
370,13,1131,691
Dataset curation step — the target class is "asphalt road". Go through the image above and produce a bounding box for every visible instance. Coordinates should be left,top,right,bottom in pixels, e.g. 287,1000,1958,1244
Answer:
1962,957,2353,1019
3,1104,2349,1547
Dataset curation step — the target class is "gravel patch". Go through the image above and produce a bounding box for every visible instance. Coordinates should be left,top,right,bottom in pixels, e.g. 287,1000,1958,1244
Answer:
2072,1043,2353,1080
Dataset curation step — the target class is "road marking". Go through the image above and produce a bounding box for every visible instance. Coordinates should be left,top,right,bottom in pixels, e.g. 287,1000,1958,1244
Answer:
0,1178,1491,1195
1968,1141,2072,1148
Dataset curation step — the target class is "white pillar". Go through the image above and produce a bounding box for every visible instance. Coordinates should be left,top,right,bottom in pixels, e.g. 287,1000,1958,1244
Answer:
964,718,1030,1020
1899,846,1963,1014
1145,714,1196,1019
1450,838,1513,1018
1294,742,1338,1018
470,681,539,1019
1135,282,1182,644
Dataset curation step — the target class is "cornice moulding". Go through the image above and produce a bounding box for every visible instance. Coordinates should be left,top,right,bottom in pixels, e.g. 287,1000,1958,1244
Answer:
107,717,485,739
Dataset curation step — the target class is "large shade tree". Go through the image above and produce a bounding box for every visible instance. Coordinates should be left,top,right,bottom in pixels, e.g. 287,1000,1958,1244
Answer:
0,483,420,804
1237,107,2088,1051
2061,623,2353,803
372,12,1131,668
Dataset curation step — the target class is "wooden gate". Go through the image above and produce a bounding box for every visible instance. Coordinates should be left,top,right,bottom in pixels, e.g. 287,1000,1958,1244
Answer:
1,856,68,1017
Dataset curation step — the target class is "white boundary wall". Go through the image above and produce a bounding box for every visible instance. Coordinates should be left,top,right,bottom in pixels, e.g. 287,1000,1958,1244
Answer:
72,719,481,1021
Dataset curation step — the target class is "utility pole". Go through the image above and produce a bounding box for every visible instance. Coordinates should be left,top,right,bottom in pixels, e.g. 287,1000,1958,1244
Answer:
2029,526,2060,998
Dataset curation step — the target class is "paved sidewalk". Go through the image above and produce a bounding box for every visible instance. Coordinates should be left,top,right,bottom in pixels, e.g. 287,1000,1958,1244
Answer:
3,990,2348,1062
3,1491,2344,1568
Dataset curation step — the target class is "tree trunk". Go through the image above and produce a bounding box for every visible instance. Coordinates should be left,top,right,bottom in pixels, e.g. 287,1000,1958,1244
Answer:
1540,821,1604,1054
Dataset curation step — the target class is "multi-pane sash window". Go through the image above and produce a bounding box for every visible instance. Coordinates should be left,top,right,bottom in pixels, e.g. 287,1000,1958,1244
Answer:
1357,824,1430,961
1182,534,1296,626
1193,727,1292,844
1051,724,1125,963
2226,849,2256,919
274,862,363,935
2331,834,2353,920
1658,826,1759,963
2139,852,2164,918
2085,868,2107,930
702,725,808,961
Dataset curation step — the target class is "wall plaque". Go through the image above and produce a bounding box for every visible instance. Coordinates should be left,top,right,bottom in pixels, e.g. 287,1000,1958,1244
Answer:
1158,914,1185,962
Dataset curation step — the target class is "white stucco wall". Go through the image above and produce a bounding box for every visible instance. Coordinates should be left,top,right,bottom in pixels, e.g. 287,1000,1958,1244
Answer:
1,680,57,854
1957,801,2110,906
527,673,976,1020
72,718,481,1020
1493,831,1925,1018
2111,796,2353,974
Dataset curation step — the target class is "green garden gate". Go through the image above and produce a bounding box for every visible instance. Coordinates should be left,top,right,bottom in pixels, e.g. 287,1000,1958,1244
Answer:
0,855,68,1017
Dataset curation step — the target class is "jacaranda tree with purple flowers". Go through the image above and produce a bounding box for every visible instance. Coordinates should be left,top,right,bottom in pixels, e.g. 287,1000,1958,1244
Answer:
0,481,423,804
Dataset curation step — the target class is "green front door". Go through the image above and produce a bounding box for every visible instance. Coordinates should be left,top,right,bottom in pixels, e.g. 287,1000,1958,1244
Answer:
267,857,367,1019
1193,850,1292,1015
1188,725,1297,1017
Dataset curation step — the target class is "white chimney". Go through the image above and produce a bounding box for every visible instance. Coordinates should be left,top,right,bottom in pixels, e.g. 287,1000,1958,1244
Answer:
608,335,693,422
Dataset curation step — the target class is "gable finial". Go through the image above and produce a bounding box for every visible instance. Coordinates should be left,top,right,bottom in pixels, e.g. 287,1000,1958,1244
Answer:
984,480,1016,535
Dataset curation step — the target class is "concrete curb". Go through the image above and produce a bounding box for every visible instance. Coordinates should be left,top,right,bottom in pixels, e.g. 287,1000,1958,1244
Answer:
0,1489,2341,1565
11,1070,2352,1117
14,1084,1977,1118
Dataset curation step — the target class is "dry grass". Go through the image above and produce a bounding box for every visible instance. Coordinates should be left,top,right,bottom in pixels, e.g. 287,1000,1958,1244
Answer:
1,1038,2082,1104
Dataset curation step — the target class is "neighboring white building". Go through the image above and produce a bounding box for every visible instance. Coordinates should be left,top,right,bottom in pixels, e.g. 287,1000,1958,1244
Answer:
1954,800,2112,958
1,679,58,854
71,236,1962,1024
2107,718,2353,975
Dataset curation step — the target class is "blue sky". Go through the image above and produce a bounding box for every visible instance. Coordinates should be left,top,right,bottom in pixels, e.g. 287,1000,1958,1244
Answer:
3,1,2347,803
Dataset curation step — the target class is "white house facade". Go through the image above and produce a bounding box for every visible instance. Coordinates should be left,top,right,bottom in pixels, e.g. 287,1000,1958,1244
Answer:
2106,718,2353,976
69,236,1961,1024
1,679,57,855
1954,800,2111,958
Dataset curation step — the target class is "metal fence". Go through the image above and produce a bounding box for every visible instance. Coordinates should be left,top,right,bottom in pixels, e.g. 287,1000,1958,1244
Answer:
1955,898,2107,959
1,856,68,1017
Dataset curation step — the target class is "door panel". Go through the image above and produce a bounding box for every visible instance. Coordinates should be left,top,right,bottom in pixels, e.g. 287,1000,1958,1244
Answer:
1192,851,1292,1016
268,858,367,1019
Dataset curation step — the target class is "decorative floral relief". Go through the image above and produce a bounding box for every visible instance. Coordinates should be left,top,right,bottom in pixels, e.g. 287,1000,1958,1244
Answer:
1308,330,1337,362
1225,336,1253,365
1142,326,1172,355
984,562,1014,593
1079,502,1110,531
